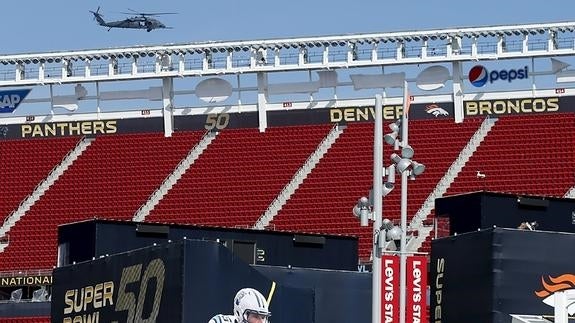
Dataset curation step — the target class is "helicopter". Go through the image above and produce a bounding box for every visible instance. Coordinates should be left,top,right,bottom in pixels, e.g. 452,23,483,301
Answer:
90,7,175,32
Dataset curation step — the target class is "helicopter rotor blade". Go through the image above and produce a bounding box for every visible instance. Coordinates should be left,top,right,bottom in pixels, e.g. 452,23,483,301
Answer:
121,9,177,16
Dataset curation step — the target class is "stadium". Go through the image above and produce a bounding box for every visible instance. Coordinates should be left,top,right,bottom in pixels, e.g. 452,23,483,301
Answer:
0,20,574,323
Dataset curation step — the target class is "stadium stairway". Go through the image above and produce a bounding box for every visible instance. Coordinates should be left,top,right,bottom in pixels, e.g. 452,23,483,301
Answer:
0,131,205,270
269,117,485,260
254,124,344,229
418,113,575,252
145,124,334,227
0,137,81,234
406,116,498,251
0,137,94,250
133,130,219,222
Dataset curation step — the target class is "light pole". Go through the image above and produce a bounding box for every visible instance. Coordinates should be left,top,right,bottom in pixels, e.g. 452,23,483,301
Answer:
352,94,396,323
354,90,425,323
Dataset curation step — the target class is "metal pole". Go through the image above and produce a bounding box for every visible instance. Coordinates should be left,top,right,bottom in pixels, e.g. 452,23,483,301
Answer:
399,82,409,323
372,94,383,323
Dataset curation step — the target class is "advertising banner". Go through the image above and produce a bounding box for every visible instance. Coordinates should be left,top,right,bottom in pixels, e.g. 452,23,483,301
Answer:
51,242,184,323
406,255,428,323
381,255,400,322
431,228,575,323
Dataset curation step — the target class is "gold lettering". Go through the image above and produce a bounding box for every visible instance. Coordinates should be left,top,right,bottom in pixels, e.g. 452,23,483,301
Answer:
63,318,72,323
57,123,68,135
479,101,491,115
103,281,114,306
93,283,102,309
69,123,81,136
330,109,342,122
21,124,32,137
343,108,355,122
492,101,506,114
101,121,117,135
83,286,94,312
92,121,104,134
465,102,478,116
64,290,74,314
32,125,43,137
382,105,396,120
521,99,532,112
532,98,546,112
507,100,520,114
547,98,559,111
44,123,56,137
81,122,92,135
356,108,369,121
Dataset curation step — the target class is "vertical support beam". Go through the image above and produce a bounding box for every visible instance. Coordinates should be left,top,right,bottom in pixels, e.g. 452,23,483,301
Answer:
203,51,212,70
257,72,268,132
471,37,478,57
62,61,68,79
396,42,404,60
84,59,91,78
274,48,281,67
497,36,505,55
226,50,233,69
522,34,529,53
548,31,557,51
38,63,45,82
108,58,117,76
132,57,138,75
299,47,308,66
154,55,161,73
446,40,453,58
347,43,356,63
421,40,428,59
15,64,24,81
178,54,185,74
399,81,409,323
250,48,257,68
322,46,329,65
372,94,384,323
452,61,464,123
371,43,378,62
162,77,174,137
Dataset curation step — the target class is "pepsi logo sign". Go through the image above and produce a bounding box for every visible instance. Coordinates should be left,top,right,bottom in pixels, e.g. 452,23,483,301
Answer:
468,65,528,87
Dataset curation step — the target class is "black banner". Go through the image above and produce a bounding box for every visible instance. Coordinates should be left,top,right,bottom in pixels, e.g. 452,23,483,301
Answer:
0,275,52,287
464,96,575,117
431,228,575,323
0,117,163,140
2,94,574,140
51,242,183,323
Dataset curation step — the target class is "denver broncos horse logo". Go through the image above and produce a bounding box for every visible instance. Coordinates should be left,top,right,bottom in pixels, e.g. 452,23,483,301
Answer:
425,104,449,117
535,273,575,315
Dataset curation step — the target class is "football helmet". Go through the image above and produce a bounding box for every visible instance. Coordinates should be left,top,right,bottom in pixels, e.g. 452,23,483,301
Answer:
233,288,271,323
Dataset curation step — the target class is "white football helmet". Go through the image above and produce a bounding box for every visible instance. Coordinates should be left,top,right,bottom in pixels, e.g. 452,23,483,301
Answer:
233,288,271,323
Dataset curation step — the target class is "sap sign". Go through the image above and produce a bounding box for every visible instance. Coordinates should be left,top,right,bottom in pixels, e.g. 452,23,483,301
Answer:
0,89,31,113
468,65,528,87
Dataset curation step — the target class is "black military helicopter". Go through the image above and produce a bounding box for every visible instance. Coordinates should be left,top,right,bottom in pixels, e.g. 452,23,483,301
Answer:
90,7,175,32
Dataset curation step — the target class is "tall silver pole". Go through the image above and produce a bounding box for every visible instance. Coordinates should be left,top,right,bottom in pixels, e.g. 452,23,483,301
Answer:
372,94,383,323
399,82,409,323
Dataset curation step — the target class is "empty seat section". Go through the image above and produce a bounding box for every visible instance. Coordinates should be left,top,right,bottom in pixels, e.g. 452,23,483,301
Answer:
271,118,484,260
446,114,575,197
0,137,80,223
146,124,333,227
0,131,204,271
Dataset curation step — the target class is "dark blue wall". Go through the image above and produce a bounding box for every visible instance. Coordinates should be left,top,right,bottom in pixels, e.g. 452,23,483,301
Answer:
58,219,358,270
